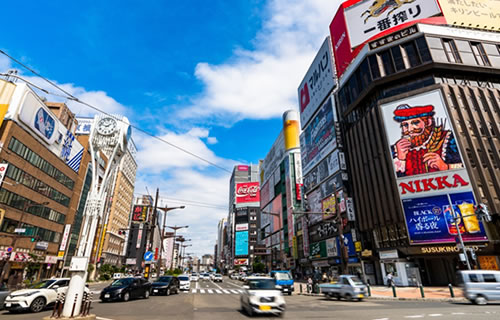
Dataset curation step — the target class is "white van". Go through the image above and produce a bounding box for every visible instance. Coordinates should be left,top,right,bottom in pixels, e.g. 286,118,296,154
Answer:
458,270,500,305
112,273,123,280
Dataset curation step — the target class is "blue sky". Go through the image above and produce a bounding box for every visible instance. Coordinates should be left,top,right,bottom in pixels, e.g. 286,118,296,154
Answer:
1,0,341,256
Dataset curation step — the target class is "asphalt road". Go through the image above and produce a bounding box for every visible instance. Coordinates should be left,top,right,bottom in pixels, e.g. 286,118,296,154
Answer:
2,277,500,320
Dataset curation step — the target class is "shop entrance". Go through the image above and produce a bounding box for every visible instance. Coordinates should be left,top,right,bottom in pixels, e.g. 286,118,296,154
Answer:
424,257,457,286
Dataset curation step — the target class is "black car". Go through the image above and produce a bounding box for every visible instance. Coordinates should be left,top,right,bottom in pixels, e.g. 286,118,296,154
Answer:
100,277,151,302
151,276,180,296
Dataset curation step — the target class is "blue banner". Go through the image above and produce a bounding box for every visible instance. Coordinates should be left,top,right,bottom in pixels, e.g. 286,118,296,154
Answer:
235,231,248,256
403,191,488,244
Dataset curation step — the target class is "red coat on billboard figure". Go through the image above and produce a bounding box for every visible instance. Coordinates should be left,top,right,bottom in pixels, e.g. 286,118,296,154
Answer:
390,103,463,177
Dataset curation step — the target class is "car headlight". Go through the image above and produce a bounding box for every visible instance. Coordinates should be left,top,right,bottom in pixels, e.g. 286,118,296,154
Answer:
14,291,39,297
353,288,361,292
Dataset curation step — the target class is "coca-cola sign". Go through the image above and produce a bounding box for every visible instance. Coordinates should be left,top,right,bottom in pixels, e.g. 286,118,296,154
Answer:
236,182,260,204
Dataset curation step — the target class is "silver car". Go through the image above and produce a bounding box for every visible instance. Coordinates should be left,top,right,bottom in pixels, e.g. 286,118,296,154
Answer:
240,276,285,317
458,270,500,305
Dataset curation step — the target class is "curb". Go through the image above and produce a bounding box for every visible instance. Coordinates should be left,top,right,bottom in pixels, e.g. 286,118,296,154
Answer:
297,293,468,303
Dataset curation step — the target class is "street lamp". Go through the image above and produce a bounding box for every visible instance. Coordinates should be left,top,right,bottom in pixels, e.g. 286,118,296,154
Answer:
176,238,191,269
180,244,192,270
1,200,50,283
167,225,188,270
157,206,185,274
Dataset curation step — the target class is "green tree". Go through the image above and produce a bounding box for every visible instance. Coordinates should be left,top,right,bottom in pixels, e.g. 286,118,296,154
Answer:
252,257,266,274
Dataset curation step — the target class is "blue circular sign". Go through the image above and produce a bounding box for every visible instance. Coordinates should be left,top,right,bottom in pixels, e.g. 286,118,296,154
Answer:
144,251,154,261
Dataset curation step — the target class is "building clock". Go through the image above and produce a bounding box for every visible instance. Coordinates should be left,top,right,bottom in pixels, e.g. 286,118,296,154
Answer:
96,117,117,136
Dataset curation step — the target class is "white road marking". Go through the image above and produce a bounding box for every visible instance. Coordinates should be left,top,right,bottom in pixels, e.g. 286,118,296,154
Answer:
183,291,188,294
208,289,213,294
373,318,389,320
238,290,244,293
92,291,101,294
428,315,443,317
230,290,239,294
215,289,222,294
226,281,243,288
200,289,205,294
192,289,197,294
196,282,200,290
97,317,115,320
223,290,230,294
405,316,424,319
452,313,465,315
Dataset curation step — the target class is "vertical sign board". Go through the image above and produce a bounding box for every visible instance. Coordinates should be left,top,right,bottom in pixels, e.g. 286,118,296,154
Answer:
0,80,16,130
298,37,336,129
235,231,249,256
300,96,337,175
285,156,294,251
58,224,72,257
344,0,442,48
235,182,260,205
380,89,488,244
329,5,355,78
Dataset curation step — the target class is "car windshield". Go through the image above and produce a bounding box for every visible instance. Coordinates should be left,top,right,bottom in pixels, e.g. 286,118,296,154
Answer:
350,277,364,286
111,278,133,287
248,279,276,290
178,276,189,281
215,274,222,277
275,273,292,280
30,280,57,289
157,277,172,283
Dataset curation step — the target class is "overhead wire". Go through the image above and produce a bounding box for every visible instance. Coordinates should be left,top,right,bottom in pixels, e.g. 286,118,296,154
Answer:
134,193,227,210
0,49,232,174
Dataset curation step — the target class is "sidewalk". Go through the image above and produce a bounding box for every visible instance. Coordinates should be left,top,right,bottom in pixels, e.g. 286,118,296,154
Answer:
293,281,466,302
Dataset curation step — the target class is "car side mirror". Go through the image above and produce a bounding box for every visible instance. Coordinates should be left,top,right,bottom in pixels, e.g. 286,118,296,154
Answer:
52,285,59,289
243,285,249,290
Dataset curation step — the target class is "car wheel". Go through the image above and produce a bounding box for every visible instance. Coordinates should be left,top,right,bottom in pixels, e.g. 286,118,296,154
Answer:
474,296,487,305
30,296,46,313
246,305,253,317
122,292,130,302
166,288,171,296
144,289,150,299
345,294,352,301
288,292,292,296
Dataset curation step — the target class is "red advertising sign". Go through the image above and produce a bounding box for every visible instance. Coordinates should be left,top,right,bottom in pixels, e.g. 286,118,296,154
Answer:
132,205,150,222
236,182,260,204
329,5,354,78
237,165,249,171
234,258,248,266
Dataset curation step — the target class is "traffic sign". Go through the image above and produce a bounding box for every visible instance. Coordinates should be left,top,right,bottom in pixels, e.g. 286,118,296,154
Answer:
6,247,13,253
144,251,154,261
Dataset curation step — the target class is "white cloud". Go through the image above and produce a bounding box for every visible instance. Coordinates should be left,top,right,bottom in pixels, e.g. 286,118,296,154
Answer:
134,128,234,173
207,137,218,145
178,0,342,122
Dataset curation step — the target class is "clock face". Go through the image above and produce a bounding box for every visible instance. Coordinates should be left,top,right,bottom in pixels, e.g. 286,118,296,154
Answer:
96,117,118,136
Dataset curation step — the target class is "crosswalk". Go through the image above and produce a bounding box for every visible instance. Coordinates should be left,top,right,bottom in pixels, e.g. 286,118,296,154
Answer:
187,288,244,295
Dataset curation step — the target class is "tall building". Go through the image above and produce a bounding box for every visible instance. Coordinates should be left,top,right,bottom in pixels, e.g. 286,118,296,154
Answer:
331,1,500,285
99,140,137,266
215,217,227,271
260,110,303,272
0,81,86,285
226,164,260,270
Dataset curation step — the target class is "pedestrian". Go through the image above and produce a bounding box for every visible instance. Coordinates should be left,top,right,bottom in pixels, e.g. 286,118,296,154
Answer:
387,272,393,287
307,277,313,293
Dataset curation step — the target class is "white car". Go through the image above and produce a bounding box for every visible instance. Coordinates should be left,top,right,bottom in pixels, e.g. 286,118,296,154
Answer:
200,273,210,281
4,278,89,313
214,274,223,282
191,273,199,282
177,275,191,291
240,276,286,317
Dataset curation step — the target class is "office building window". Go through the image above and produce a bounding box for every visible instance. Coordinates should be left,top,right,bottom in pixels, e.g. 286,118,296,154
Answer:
8,137,75,190
442,39,461,63
471,42,490,66
0,189,66,224
4,163,70,206
402,42,421,67
0,217,61,243
391,46,405,71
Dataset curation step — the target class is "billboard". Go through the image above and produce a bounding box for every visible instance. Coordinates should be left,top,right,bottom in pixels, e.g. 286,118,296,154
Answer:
322,195,336,220
283,110,300,150
235,231,249,256
261,132,285,185
132,205,150,222
344,0,442,48
0,80,16,130
75,117,94,135
235,182,260,204
300,96,337,175
235,223,249,231
298,37,336,129
402,191,487,244
261,194,283,233
303,149,342,193
440,0,500,31
380,89,487,244
329,5,355,77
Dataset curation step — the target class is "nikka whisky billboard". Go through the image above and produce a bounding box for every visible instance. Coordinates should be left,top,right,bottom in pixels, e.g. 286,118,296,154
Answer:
380,89,487,244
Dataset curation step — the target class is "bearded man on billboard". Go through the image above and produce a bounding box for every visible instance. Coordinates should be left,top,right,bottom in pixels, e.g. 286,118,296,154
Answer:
391,104,463,177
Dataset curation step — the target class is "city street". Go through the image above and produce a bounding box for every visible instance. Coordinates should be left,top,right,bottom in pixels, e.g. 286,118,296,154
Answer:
2,278,500,320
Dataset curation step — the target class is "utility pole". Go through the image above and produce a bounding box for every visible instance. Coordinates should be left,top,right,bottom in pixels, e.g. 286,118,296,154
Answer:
157,205,185,275
144,188,159,279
